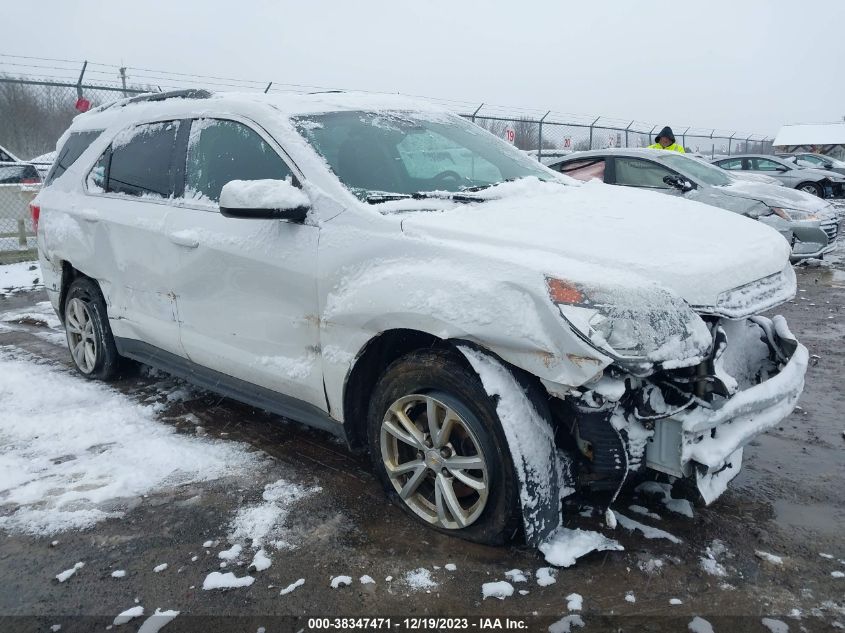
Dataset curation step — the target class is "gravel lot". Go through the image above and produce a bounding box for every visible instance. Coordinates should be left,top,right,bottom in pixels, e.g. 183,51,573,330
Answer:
0,243,843,633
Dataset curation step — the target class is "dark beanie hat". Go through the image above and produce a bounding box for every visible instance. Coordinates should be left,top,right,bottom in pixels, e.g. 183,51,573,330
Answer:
655,126,675,143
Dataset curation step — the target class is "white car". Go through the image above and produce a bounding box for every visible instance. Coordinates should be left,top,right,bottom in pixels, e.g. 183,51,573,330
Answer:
33,90,808,546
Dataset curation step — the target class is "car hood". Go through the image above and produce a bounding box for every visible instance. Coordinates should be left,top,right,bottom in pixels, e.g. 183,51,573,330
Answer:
795,166,845,180
398,179,792,308
720,180,834,214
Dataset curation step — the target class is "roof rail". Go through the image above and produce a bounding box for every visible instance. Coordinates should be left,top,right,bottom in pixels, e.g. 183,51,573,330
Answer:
126,89,213,104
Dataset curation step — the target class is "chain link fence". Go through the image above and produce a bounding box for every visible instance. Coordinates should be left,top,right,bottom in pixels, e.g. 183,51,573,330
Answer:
0,60,774,259
467,110,772,160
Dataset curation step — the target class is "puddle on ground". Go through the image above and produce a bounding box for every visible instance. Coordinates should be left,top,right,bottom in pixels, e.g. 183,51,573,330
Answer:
772,499,844,536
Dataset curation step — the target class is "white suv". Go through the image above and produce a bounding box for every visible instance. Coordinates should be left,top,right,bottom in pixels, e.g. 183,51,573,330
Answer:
34,90,808,546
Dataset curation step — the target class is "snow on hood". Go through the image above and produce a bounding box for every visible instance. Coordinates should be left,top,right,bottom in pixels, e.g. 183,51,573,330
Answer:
399,178,791,307
722,180,834,214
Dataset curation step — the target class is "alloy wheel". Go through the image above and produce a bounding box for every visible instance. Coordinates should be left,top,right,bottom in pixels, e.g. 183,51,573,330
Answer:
66,297,97,374
380,394,489,530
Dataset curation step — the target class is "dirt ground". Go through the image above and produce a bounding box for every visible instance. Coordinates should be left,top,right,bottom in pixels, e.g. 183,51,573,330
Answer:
0,251,843,633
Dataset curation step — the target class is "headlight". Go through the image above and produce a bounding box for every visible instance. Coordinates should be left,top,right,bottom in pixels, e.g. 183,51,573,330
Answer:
770,207,820,221
545,276,712,366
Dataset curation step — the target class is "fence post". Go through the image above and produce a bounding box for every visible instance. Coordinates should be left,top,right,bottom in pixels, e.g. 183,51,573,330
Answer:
264,82,273,94
119,66,128,97
17,220,27,248
727,132,736,156
471,103,484,123
625,120,634,148
537,110,550,161
681,126,690,151
76,60,88,101
589,116,600,149
745,134,753,154
710,129,715,159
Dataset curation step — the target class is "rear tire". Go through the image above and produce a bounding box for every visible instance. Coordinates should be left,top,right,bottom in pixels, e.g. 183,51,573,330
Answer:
366,348,521,545
797,181,823,197
63,276,122,381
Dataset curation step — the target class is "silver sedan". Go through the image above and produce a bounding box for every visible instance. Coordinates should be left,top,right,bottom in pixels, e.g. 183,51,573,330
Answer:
548,149,840,261
711,154,845,198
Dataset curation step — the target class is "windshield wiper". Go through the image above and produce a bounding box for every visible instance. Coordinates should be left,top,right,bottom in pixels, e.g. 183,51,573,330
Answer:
365,191,485,205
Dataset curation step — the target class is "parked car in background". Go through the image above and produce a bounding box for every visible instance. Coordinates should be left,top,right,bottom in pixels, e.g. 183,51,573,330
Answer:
776,152,845,176
724,171,784,186
0,143,41,185
34,90,808,546
29,150,57,180
711,154,845,198
549,149,840,260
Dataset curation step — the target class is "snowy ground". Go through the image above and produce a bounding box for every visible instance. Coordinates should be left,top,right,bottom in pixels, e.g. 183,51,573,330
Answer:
0,246,844,631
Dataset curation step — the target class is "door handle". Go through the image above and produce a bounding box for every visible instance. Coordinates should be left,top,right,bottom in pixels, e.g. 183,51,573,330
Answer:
78,209,100,223
168,231,200,248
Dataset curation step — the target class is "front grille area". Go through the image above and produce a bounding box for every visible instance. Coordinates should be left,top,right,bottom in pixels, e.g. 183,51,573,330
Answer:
821,218,840,243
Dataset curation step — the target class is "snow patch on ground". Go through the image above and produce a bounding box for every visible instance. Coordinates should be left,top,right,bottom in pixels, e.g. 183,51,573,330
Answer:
756,550,784,566
202,571,255,590
153,563,168,573
330,575,352,588
688,616,715,633
0,351,260,536
55,562,83,582
0,261,42,296
403,568,437,590
504,569,528,583
548,615,584,633
250,549,272,572
482,581,514,600
137,608,179,633
616,513,682,543
566,593,583,611
280,578,305,595
536,567,557,586
539,527,623,567
228,479,319,549
761,618,789,633
114,606,144,625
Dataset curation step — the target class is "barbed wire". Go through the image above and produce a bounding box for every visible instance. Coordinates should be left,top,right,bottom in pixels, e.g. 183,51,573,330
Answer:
0,52,773,139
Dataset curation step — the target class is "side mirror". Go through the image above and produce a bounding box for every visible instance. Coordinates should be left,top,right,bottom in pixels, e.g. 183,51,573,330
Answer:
776,166,789,172
219,179,310,222
663,174,694,192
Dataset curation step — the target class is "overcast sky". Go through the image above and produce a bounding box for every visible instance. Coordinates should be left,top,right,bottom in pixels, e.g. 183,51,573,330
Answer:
4,0,843,135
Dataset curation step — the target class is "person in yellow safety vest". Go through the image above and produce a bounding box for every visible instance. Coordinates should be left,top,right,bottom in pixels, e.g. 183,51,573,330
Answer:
648,126,686,153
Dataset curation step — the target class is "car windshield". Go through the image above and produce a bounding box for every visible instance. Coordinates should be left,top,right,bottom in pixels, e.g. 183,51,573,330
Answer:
658,153,733,186
292,110,553,202
794,154,845,169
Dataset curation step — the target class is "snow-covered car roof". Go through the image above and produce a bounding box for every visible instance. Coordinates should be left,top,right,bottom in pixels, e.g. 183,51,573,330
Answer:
69,90,450,132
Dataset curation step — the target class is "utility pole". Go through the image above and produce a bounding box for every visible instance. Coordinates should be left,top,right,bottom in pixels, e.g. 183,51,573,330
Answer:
119,66,128,97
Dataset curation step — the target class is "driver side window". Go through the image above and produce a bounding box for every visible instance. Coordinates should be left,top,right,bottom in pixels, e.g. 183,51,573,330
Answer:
396,129,502,183
614,157,672,188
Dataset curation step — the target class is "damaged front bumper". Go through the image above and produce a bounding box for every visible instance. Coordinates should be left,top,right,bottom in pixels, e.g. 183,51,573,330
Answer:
571,314,808,505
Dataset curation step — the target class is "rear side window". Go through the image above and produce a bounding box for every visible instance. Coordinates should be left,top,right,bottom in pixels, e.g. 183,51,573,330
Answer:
106,121,181,198
185,119,292,203
557,158,606,182
716,158,743,170
46,130,103,185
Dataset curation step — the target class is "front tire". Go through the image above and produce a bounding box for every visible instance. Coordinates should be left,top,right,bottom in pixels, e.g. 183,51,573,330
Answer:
63,276,122,381
367,348,521,545
797,181,823,197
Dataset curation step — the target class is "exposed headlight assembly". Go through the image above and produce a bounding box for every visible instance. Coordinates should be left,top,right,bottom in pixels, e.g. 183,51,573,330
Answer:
769,207,822,221
545,276,712,368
